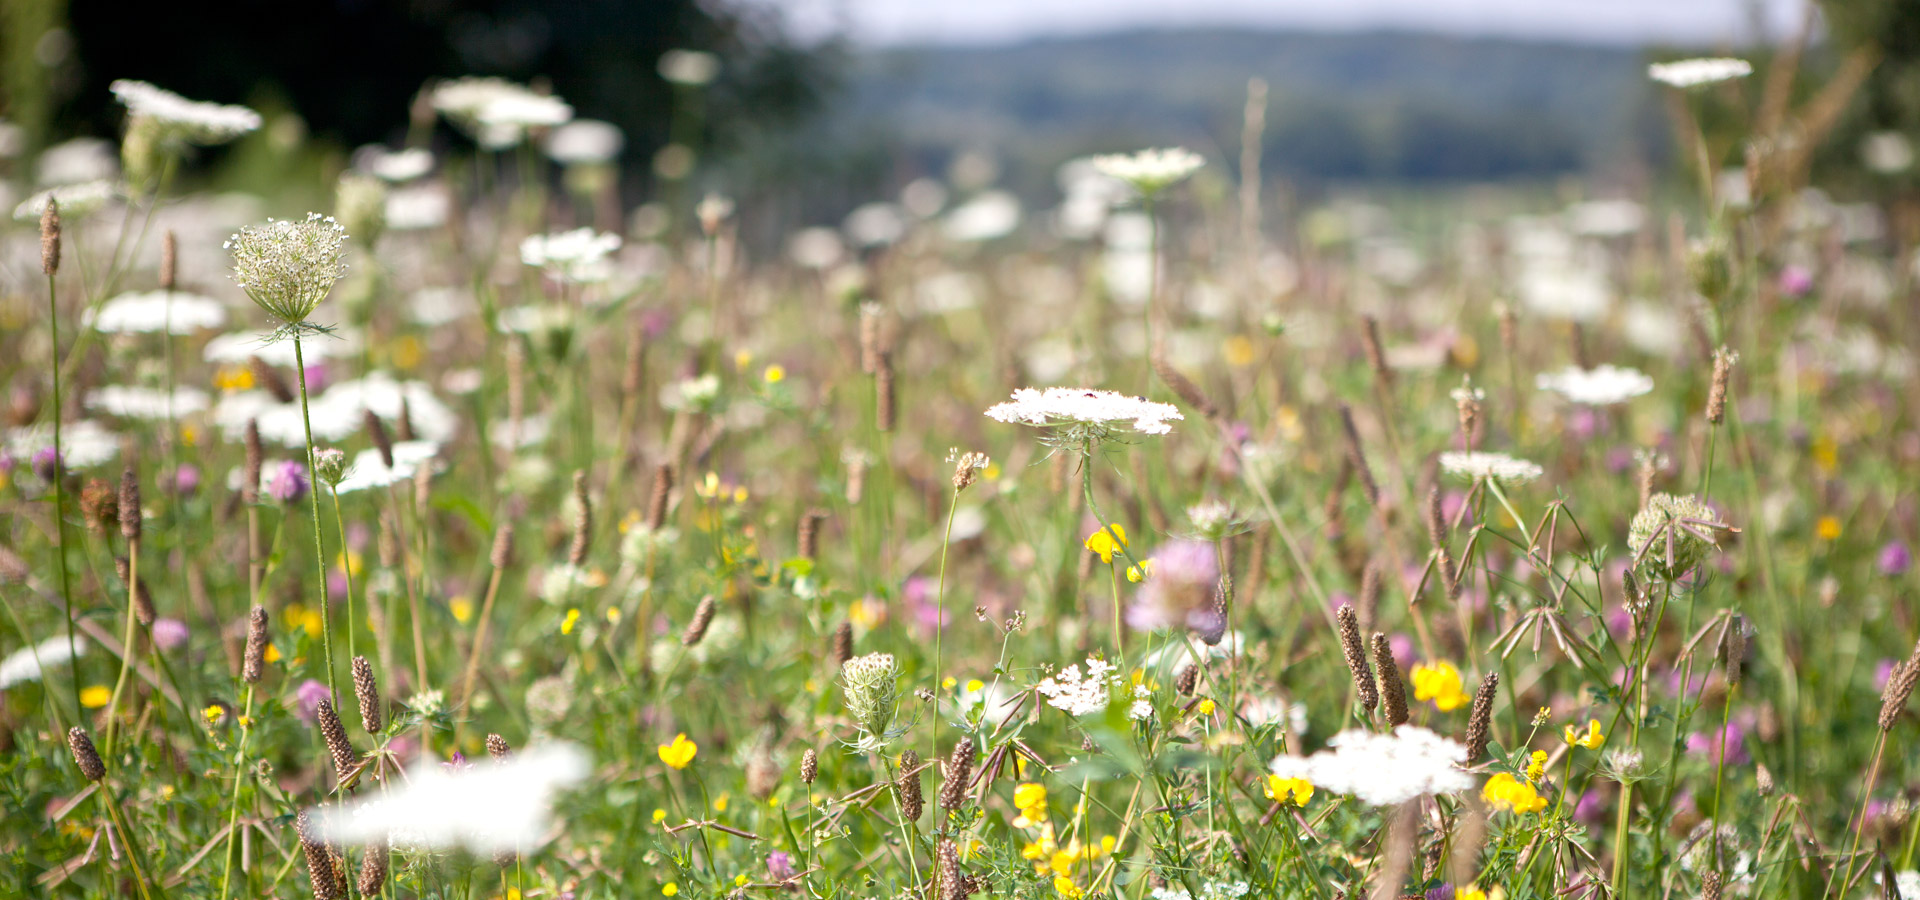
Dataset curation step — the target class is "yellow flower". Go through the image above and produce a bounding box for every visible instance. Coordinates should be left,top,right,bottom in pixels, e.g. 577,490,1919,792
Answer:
652,808,668,823
1811,435,1838,475
1458,887,1489,900
264,644,282,664
734,349,754,371
734,874,750,887
80,685,111,708
712,793,729,813
763,364,786,384
1054,876,1084,899
202,704,226,724
1264,774,1314,806
1525,750,1548,782
390,335,424,370
1816,515,1841,541
1084,524,1127,563
942,676,957,690
561,608,581,635
1564,718,1604,750
1050,849,1077,876
606,606,623,625
1482,772,1547,814
450,596,474,625
1410,661,1471,711
1196,698,1216,715
1126,559,1153,582
1222,335,1256,367
662,884,679,897
964,679,984,693
214,364,256,392
658,733,698,769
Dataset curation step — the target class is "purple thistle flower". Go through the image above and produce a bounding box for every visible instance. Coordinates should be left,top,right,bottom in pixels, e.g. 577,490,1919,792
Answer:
294,678,331,722
268,459,308,504
1127,539,1220,632
1879,541,1911,577
170,463,200,496
1778,264,1814,297
151,618,190,651
766,851,796,882
32,446,60,482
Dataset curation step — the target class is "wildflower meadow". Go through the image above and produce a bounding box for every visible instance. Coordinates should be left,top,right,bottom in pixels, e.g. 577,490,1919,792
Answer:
2,31,1920,900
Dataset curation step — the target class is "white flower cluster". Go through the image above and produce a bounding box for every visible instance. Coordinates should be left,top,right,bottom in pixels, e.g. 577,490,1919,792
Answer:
86,291,227,335
658,49,721,87
354,145,434,183
1150,882,1250,900
13,180,118,222
985,387,1183,436
312,741,589,853
431,78,573,149
1036,657,1118,717
1536,364,1654,406
226,213,349,325
1648,58,1753,89
8,421,119,470
521,228,622,284
1127,682,1154,721
213,372,456,447
1091,147,1204,196
110,80,261,143
333,441,440,494
1437,451,1544,484
1270,726,1472,807
546,120,625,166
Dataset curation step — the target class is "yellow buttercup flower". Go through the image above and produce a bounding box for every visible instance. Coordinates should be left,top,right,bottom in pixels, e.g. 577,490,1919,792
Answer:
1196,698,1216,715
652,808,668,823
1816,515,1841,541
80,685,111,708
1525,750,1548,782
449,595,474,625
1410,661,1471,711
661,884,679,897
1483,772,1547,814
1264,774,1314,807
965,679,984,693
763,364,786,384
1564,718,1604,749
658,733,698,769
1084,524,1127,563
561,608,581,635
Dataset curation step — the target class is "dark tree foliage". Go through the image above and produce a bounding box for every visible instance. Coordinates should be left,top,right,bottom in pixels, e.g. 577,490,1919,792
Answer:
60,0,836,167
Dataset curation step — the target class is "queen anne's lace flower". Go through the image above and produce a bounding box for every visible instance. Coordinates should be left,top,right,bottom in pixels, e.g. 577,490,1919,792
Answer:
521,228,621,284
1091,147,1204,196
0,635,88,689
86,291,226,334
226,214,349,325
13,180,118,222
86,385,210,420
110,80,261,144
8,421,119,470
1437,451,1544,484
985,387,1183,436
354,145,434,183
1036,658,1119,716
1273,726,1472,806
546,120,625,166
333,441,440,494
1536,364,1654,406
1648,58,1753,89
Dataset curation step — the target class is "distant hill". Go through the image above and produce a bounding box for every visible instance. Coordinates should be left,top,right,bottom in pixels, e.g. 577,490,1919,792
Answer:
836,28,1669,190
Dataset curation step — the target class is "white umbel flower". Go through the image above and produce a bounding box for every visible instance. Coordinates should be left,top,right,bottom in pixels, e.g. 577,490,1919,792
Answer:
311,741,589,852
1648,58,1752,89
86,290,227,334
658,49,720,86
86,385,210,420
546,120,625,166
1274,725,1471,807
0,635,88,690
1035,657,1119,716
225,213,349,325
8,421,119,469
1090,147,1204,196
354,145,435,183
521,228,621,284
1437,451,1544,484
1536,364,1655,405
985,387,1183,436
13,180,117,222
110,80,261,144
333,441,439,494
203,329,361,367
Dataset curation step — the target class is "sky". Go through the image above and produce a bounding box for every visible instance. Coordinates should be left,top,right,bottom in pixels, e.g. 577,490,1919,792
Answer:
763,0,1815,47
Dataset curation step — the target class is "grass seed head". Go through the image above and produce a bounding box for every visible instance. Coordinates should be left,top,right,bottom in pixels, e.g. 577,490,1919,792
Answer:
243,605,268,683
67,726,105,782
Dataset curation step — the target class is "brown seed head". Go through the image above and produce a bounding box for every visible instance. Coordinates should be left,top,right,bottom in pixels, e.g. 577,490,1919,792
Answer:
1464,672,1499,762
40,198,60,276
568,471,592,567
1700,870,1723,900
397,396,416,442
491,523,515,569
160,230,178,291
1881,646,1920,731
875,350,897,432
859,303,884,374
1374,632,1408,726
114,555,155,625
940,740,976,811
1151,346,1219,420
1336,404,1379,508
364,409,394,469
298,812,344,900
1359,314,1392,387
831,621,853,667
1175,664,1199,696
1426,486,1460,601
1707,346,1737,426
487,733,513,760
938,839,964,900
119,466,142,540
357,847,388,896
622,316,648,396
797,508,826,560
250,356,294,404
351,656,382,735
67,726,105,782
646,463,674,532
244,605,269,683
682,594,717,646
243,420,264,504
317,698,359,782
747,746,781,799
81,479,119,533
1755,763,1774,797
799,747,819,784
1336,604,1377,712
897,749,924,821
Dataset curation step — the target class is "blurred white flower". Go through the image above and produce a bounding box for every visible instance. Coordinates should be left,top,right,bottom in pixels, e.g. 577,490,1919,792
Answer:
1036,657,1118,716
943,190,1021,242
658,49,720,86
86,385,210,420
1648,58,1752,89
546,120,624,166
1273,725,1471,807
110,80,262,144
1567,199,1644,238
354,145,435,183
36,138,119,185
311,741,590,853
985,387,1183,436
433,78,569,147
407,287,475,327
13,180,118,222
843,202,906,247
786,227,844,270
1437,451,1544,484
0,635,88,690
203,329,361,367
1863,132,1915,175
385,184,450,231
1090,147,1204,196
86,291,226,334
8,421,119,469
333,441,439,494
1536,364,1654,405
521,228,621,284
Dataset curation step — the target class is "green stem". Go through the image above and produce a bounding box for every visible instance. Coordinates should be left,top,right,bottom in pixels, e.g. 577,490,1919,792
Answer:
292,333,338,707
102,537,141,754
218,686,256,900
932,485,959,759
328,487,357,664
47,270,82,725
